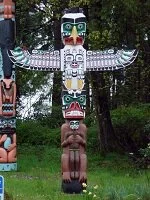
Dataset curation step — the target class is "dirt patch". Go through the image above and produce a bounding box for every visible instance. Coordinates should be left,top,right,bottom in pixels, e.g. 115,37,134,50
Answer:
4,191,13,200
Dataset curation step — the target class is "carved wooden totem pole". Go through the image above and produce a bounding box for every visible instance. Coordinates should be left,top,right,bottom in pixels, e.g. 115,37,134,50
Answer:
1,2,137,192
0,0,16,171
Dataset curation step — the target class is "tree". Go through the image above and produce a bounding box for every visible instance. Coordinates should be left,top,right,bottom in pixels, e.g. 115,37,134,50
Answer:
87,0,150,153
15,0,62,116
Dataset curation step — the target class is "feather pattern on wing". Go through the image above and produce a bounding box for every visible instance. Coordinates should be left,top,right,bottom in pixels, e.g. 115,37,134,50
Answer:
8,47,61,71
86,49,138,71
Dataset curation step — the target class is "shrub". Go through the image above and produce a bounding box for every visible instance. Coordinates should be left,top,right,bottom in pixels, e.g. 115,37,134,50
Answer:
84,111,97,127
138,143,150,168
17,119,60,147
111,104,150,152
34,105,64,129
129,143,150,169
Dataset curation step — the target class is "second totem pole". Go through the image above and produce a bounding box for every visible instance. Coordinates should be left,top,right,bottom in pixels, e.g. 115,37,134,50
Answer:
0,0,16,171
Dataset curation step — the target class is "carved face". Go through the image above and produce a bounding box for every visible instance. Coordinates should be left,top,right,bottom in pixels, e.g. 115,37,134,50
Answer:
62,46,86,92
69,120,80,130
61,13,86,45
62,91,86,119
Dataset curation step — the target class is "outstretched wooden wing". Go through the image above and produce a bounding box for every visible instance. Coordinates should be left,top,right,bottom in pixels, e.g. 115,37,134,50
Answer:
86,49,138,71
8,47,61,71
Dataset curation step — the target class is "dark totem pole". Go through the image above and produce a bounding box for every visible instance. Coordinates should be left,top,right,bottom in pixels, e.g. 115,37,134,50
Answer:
2,3,137,193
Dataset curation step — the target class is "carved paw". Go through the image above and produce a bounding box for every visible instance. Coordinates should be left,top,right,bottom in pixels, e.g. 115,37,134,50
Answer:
79,172,87,183
67,135,74,144
62,172,71,183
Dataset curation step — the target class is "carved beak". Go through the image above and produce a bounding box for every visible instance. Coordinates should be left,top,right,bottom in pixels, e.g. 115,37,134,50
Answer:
70,26,78,45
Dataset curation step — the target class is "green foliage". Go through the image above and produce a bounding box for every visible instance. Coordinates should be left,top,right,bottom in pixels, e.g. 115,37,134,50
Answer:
129,143,150,169
15,0,55,100
34,105,64,128
84,111,97,127
87,0,149,153
88,0,150,106
144,121,150,135
139,143,150,167
69,0,88,7
16,0,53,48
87,126,99,152
111,104,150,152
17,120,60,147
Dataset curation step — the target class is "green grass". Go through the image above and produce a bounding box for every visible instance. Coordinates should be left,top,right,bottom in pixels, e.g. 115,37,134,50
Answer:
1,145,150,200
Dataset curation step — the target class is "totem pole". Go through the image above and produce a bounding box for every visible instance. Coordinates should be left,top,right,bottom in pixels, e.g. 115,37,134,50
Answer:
7,6,137,192
0,0,16,171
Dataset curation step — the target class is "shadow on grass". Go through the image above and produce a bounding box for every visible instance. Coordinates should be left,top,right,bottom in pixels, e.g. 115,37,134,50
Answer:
5,191,13,200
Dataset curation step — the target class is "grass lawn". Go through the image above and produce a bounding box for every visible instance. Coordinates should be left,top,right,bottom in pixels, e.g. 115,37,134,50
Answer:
1,145,150,200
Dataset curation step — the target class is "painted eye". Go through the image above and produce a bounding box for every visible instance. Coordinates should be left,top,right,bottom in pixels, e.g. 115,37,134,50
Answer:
66,55,74,62
66,96,70,102
65,24,72,30
79,96,85,103
64,95,72,103
76,55,83,61
75,122,79,125
79,97,84,102
77,23,84,30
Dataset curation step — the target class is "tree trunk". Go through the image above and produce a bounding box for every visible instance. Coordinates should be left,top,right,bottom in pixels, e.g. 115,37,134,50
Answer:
90,72,118,154
86,1,119,153
52,18,62,106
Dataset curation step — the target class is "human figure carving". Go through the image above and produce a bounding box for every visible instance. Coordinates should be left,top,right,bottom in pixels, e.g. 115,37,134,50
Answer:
61,120,87,184
0,132,16,163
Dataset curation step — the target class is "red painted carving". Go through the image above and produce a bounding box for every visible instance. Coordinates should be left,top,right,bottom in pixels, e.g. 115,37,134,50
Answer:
0,79,16,116
0,132,16,162
64,102,84,119
64,36,83,45
0,0,15,20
